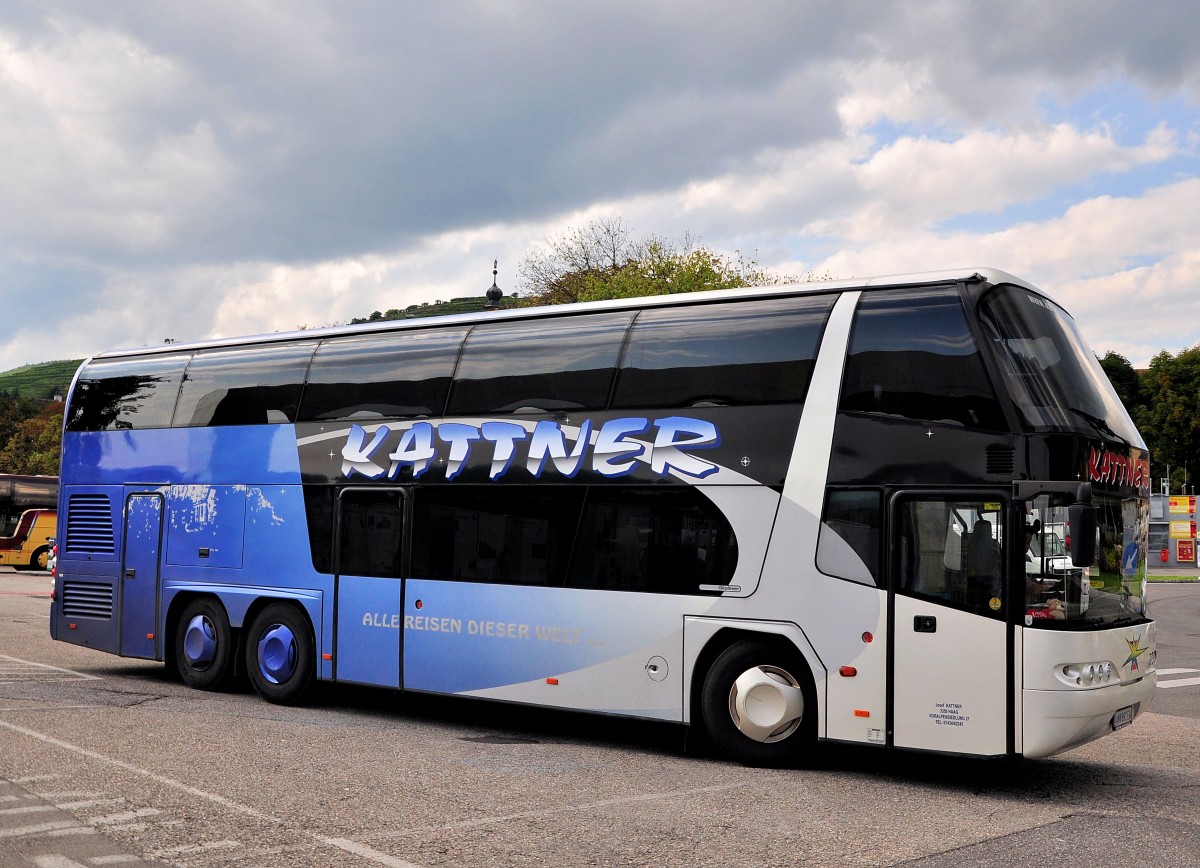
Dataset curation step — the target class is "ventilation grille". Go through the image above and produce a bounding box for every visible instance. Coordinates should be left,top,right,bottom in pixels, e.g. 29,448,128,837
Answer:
61,581,114,619
65,494,116,555
986,445,1016,476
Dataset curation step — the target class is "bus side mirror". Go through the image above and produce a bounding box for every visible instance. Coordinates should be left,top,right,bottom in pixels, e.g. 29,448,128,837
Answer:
1068,503,1097,567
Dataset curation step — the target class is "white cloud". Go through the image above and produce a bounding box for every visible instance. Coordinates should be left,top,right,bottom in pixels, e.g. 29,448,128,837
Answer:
0,21,234,256
0,2,1198,377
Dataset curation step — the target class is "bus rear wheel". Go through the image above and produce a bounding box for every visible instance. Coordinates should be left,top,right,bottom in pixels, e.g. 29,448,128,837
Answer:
701,639,815,767
245,602,315,706
174,598,234,690
30,546,50,570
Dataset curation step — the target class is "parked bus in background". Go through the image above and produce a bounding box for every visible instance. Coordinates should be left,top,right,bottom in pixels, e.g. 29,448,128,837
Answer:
0,474,58,569
50,269,1154,765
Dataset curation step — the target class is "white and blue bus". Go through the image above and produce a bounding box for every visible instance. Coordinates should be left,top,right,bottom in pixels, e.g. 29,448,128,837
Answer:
51,268,1155,765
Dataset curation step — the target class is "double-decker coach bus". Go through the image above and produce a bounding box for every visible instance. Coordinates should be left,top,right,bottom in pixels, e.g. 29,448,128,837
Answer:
51,268,1154,765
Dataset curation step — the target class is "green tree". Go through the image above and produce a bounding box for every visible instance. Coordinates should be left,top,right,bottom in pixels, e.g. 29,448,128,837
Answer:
516,217,801,306
0,393,43,464
1097,351,1144,416
1139,344,1200,493
0,403,63,475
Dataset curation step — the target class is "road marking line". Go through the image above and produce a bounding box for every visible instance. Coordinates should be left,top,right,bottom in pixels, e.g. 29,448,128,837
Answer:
42,826,97,838
1158,675,1200,689
0,655,101,680
11,774,60,784
0,718,428,868
32,855,90,868
1156,668,1200,675
54,799,123,810
375,781,750,839
0,803,58,816
153,839,240,856
326,838,424,868
90,856,144,865
0,819,85,838
87,808,160,825
36,791,102,800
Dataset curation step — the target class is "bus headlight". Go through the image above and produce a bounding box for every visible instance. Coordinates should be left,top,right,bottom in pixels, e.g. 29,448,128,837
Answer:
1056,660,1117,688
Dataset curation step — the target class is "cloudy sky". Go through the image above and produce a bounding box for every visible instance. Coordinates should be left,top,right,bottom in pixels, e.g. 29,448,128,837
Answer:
2,1,1198,372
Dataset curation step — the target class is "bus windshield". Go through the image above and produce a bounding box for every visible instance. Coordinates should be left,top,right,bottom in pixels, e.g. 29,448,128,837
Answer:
1023,495,1147,629
978,285,1143,447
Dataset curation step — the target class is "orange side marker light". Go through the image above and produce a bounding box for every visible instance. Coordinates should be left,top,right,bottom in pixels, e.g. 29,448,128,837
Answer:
854,709,870,718
839,666,857,677
546,677,559,685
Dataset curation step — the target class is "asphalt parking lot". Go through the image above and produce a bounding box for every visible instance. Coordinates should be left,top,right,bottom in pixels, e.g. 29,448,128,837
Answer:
2,572,1198,867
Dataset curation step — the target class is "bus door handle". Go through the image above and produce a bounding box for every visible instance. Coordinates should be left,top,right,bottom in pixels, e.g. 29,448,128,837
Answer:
124,569,136,580
913,615,937,633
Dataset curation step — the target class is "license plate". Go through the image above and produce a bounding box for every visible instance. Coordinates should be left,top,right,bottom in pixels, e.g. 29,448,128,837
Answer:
1112,705,1134,731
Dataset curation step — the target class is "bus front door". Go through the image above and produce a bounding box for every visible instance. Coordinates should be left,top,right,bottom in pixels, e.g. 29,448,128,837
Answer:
889,495,1010,756
120,492,163,660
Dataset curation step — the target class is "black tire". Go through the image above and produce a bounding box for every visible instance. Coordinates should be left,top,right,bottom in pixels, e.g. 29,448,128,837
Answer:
174,598,234,690
30,546,50,570
700,638,816,767
244,602,315,705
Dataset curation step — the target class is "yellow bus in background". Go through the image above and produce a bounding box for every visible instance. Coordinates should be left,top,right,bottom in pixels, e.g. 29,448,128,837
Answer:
0,474,58,570
0,508,56,569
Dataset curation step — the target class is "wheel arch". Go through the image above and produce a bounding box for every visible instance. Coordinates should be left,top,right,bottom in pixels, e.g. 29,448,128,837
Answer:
30,545,51,570
165,590,230,657
164,588,322,680
684,618,826,736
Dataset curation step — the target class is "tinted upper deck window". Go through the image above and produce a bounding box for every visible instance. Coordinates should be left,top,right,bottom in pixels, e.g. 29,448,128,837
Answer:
299,328,468,421
447,313,634,415
613,295,835,408
67,354,190,431
839,287,1006,430
174,342,317,427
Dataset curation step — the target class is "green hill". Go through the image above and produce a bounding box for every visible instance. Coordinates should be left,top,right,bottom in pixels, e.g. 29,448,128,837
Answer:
348,295,492,323
0,359,82,399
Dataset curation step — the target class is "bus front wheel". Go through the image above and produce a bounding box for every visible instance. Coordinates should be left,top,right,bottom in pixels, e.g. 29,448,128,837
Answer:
245,602,315,706
174,598,234,690
30,546,50,570
701,639,815,767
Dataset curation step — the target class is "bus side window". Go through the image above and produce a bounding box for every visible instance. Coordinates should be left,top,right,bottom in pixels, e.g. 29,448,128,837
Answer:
612,295,835,409
299,328,469,421
898,499,1005,618
174,343,317,427
566,487,737,595
839,288,1006,430
410,487,584,586
447,313,633,416
67,354,191,432
816,489,882,587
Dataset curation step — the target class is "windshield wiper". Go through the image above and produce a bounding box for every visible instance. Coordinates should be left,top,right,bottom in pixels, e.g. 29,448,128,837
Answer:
1066,406,1117,439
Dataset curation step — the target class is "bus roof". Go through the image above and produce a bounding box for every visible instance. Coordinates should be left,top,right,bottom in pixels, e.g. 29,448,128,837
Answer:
90,266,1040,362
